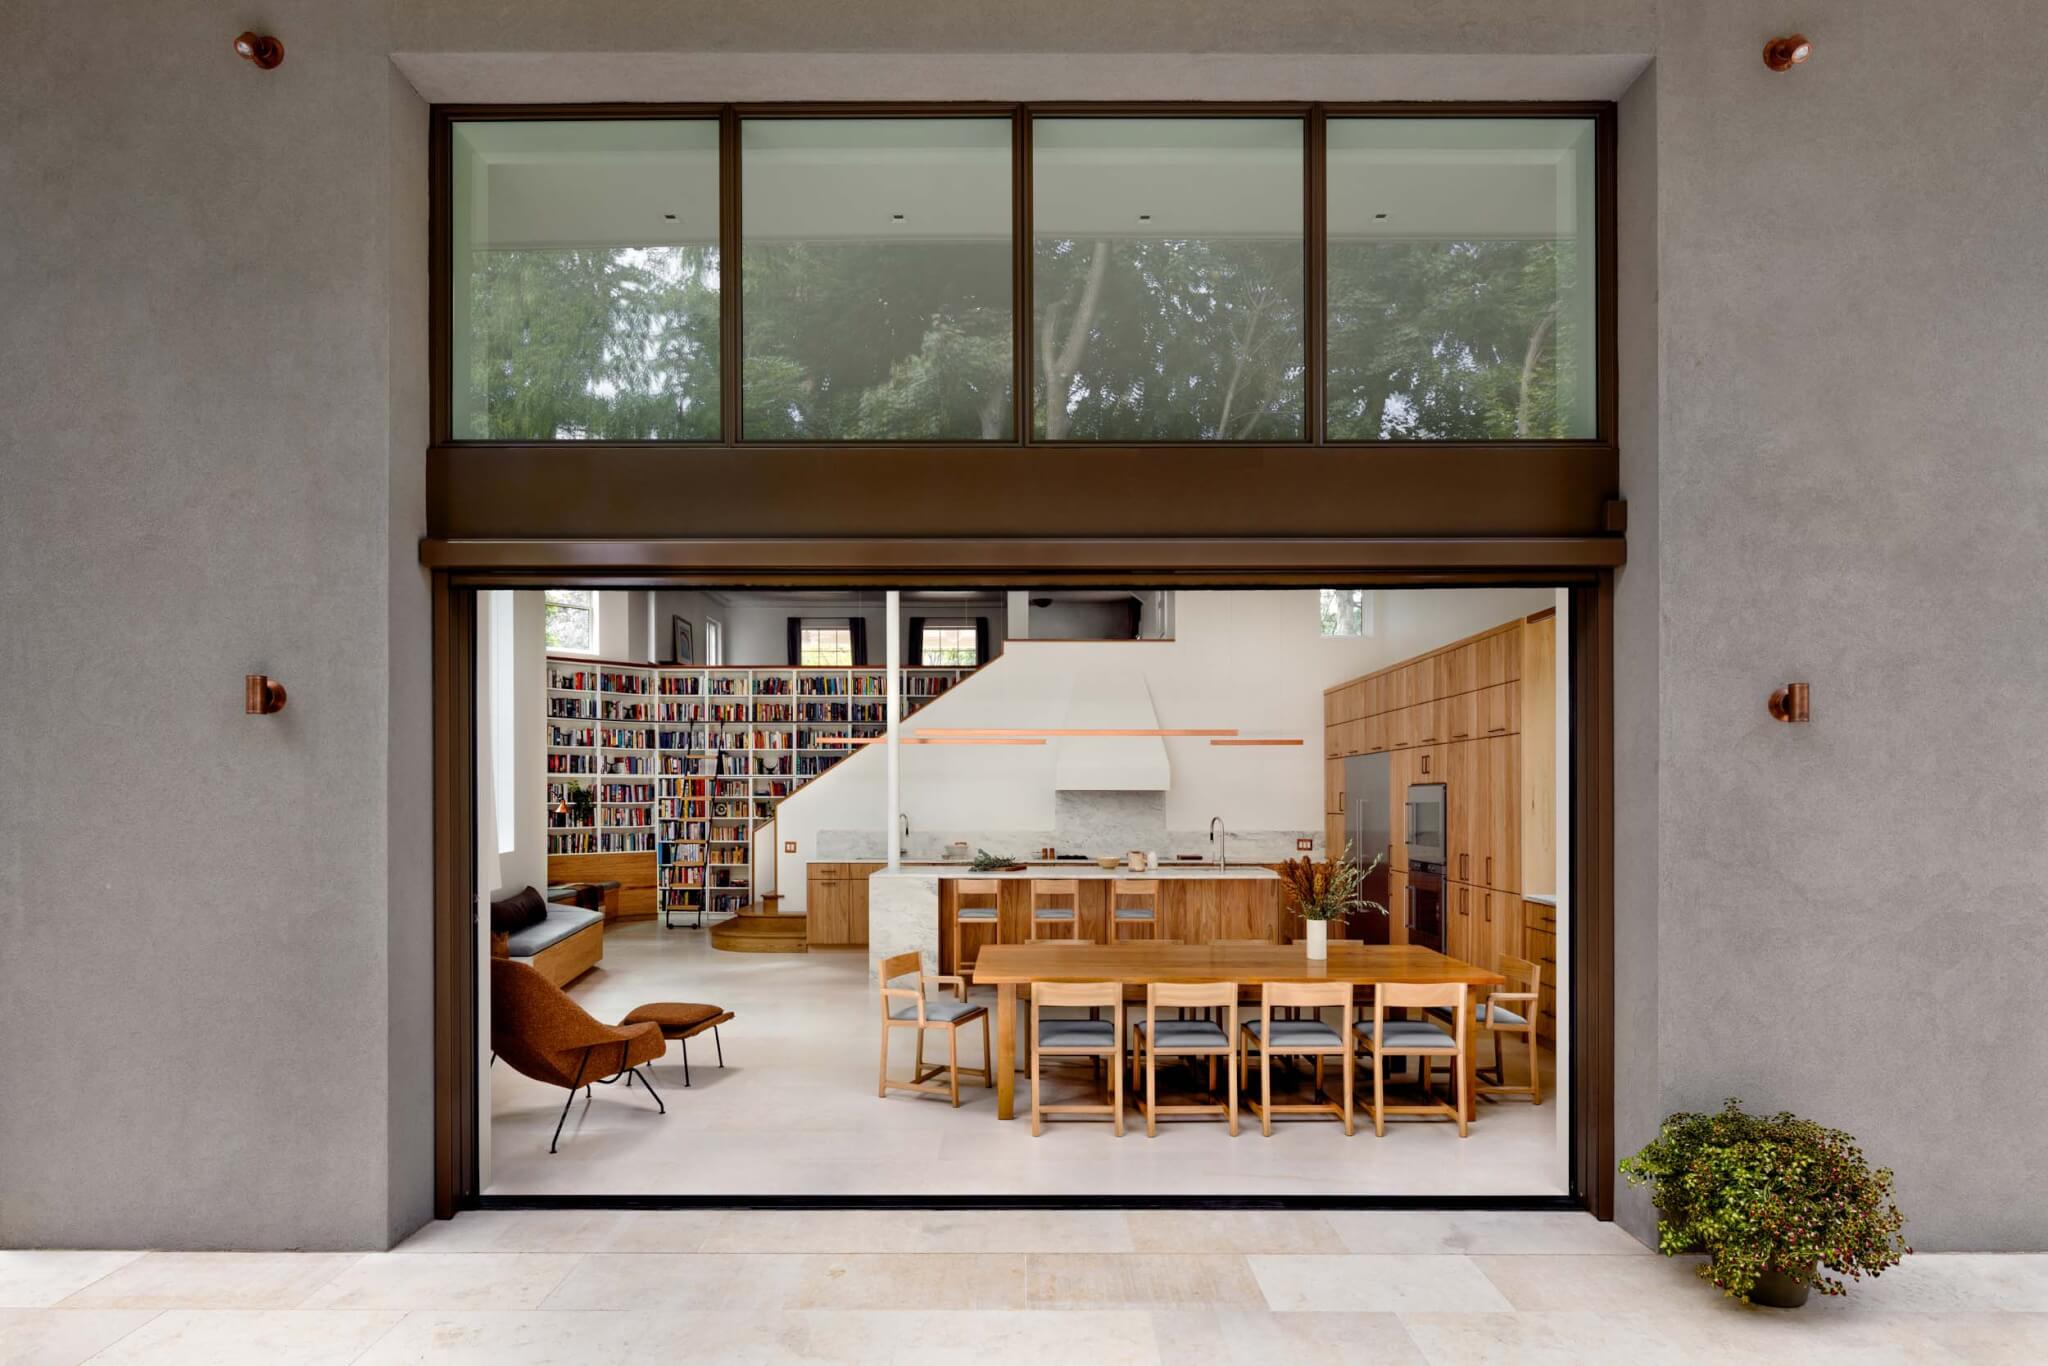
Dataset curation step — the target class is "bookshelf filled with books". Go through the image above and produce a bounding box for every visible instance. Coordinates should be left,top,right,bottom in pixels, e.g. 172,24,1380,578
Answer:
549,657,972,927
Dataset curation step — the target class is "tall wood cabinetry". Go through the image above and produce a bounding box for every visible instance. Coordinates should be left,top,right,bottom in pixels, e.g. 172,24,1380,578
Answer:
1323,614,1558,995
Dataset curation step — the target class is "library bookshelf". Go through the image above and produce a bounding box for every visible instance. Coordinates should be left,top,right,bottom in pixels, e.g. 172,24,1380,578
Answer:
546,657,972,927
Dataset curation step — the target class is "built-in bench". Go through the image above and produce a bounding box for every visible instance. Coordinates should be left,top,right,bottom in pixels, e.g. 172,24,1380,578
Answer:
512,899,605,987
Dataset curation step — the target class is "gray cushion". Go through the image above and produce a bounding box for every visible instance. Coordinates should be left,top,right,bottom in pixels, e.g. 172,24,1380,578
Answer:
958,906,999,921
1112,906,1155,920
1244,1018,1343,1046
1038,1018,1117,1048
1478,1003,1528,1026
1033,908,1077,921
1134,1018,1229,1047
506,906,603,958
890,996,985,1024
1359,1018,1455,1049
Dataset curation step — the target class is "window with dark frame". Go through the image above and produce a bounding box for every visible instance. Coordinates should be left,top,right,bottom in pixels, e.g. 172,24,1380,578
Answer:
799,623,855,667
438,104,1608,450
919,623,978,666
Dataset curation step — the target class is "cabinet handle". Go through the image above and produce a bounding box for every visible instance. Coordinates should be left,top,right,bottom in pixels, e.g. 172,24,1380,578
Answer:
1460,853,1469,881
1485,855,1493,884
1420,755,1430,775
1405,885,1416,931
1484,894,1492,924
1488,723,1508,734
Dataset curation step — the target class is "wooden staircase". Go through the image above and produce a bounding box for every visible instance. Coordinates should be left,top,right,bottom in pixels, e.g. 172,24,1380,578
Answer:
709,901,809,954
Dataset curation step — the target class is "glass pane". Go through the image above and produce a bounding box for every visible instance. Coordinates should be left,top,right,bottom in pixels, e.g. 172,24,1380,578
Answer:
1032,119,1304,440
921,626,977,666
544,589,594,652
451,121,721,440
1326,118,1597,440
1319,588,1369,637
742,119,1013,440
800,627,854,667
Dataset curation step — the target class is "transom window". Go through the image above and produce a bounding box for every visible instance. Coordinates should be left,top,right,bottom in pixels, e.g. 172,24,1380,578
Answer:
920,624,978,666
1319,589,1373,638
544,589,597,652
445,107,1602,448
799,625,855,667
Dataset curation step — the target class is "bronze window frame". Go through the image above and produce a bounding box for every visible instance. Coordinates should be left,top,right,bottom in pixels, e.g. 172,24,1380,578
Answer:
432,100,1616,454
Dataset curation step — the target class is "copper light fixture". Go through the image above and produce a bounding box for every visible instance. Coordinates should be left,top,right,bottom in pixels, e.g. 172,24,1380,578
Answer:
245,675,287,714
1768,682,1812,723
1763,34,1812,72
234,32,285,69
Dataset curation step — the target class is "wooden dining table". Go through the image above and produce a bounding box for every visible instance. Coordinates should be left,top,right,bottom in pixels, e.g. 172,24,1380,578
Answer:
969,941,1506,1122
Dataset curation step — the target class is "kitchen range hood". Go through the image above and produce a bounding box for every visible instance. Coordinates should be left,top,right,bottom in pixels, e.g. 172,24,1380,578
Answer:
1050,670,1171,792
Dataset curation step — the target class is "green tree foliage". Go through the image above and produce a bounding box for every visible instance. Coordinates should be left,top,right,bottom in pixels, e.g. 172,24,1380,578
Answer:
461,233,1580,443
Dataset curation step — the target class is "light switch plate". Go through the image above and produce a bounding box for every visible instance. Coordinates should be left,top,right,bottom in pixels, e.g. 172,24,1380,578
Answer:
1297,838,1314,851
784,841,797,853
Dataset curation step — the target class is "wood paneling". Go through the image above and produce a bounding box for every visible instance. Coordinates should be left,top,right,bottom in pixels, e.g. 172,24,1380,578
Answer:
808,861,886,947
1520,616,1558,894
547,851,658,919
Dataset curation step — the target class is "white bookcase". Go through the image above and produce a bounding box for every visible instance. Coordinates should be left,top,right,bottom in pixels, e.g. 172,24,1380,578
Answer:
547,657,971,926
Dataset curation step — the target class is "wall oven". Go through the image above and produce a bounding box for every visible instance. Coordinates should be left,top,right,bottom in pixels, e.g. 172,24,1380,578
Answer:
1405,781,1447,867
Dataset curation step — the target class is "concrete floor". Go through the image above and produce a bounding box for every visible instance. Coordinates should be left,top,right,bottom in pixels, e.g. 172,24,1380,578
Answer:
486,919,1566,1197
3,1213,2039,1363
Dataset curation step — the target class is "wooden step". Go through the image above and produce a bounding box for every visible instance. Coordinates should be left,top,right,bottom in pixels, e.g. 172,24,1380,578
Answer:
710,911,808,954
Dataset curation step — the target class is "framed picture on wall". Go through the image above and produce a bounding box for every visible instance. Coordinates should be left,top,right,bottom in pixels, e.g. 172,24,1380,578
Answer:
672,615,694,666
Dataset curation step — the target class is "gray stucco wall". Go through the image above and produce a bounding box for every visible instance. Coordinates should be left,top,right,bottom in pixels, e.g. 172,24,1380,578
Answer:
3,1,2043,1250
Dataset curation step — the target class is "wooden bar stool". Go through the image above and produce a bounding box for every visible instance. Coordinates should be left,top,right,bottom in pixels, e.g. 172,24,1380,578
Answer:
875,950,991,1107
1474,954,1544,1104
1110,878,1161,941
1030,980,1126,1136
1359,982,1468,1137
1132,981,1239,1137
1029,878,1080,940
950,877,1002,980
1241,983,1354,1136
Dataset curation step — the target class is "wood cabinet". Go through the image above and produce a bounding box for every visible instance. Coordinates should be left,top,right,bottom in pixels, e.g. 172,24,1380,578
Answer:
1447,881,1480,966
1325,757,1346,815
806,861,884,947
1524,899,1558,1043
1483,734,1521,892
1387,868,1409,945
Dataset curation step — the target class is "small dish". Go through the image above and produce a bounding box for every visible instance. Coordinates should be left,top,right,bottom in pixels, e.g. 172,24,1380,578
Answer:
1094,856,1122,870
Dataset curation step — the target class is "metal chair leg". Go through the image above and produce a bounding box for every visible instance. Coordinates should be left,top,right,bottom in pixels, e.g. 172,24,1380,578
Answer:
714,1026,724,1068
631,1066,666,1113
680,1038,691,1087
551,1049,593,1154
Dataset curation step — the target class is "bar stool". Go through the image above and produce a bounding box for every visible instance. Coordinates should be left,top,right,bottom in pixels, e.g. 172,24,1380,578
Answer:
1030,980,1126,1137
1110,878,1161,941
950,878,1002,979
1241,983,1354,1136
1029,878,1080,940
1132,982,1240,1137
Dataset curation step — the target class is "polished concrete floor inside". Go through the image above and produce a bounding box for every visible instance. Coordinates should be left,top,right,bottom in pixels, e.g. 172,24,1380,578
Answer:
3,1212,2039,1364
485,919,1566,1197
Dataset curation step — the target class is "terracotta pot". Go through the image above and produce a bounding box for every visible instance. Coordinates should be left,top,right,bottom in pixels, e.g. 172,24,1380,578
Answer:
1747,1265,1815,1309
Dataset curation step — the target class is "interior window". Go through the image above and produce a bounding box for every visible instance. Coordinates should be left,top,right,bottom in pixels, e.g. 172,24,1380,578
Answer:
920,624,978,666
544,589,597,652
799,624,855,666
1319,588,1372,637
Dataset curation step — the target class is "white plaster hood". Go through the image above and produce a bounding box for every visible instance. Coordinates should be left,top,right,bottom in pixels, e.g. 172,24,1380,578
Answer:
1051,669,1171,792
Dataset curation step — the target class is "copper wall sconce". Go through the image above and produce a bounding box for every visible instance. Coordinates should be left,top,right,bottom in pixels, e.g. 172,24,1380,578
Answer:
234,32,285,69
1763,34,1812,72
1767,682,1811,723
245,675,288,715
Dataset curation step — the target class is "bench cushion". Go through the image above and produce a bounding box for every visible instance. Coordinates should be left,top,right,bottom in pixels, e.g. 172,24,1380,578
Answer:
506,906,603,958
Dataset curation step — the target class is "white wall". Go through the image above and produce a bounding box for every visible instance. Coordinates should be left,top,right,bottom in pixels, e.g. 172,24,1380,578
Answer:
772,588,1551,914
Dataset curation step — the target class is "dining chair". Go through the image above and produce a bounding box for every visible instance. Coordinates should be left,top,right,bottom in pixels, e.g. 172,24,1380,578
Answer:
1473,954,1543,1104
1132,981,1240,1137
1029,878,1080,941
875,950,991,1107
1110,878,1161,941
1241,982,1355,1136
1359,981,1469,1137
950,877,1001,980
1030,980,1126,1136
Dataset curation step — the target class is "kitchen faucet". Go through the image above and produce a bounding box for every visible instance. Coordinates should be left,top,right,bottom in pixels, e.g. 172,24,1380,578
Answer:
1209,815,1228,868
899,812,911,857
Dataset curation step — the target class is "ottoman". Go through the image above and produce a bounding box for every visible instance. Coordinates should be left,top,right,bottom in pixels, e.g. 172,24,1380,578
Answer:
619,1003,734,1086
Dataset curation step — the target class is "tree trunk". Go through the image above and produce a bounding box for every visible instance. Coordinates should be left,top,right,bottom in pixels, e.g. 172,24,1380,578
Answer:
1040,241,1110,440
1515,303,1559,438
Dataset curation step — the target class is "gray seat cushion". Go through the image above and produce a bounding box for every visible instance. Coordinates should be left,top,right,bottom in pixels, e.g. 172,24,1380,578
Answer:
1134,1018,1229,1048
1478,1003,1529,1026
890,996,985,1024
958,906,999,921
1033,908,1077,921
1244,1018,1343,1047
1359,1018,1455,1049
1038,1018,1117,1048
506,906,603,958
1112,906,1155,920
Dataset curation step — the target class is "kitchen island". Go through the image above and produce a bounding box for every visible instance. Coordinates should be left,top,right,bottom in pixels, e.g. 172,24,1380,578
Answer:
868,862,1285,982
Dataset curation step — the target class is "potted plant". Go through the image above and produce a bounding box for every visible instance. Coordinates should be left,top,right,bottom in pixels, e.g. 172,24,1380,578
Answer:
1620,1099,1910,1307
1278,843,1387,960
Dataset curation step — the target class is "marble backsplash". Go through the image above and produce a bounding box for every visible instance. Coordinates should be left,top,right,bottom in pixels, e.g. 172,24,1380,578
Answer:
817,793,1321,864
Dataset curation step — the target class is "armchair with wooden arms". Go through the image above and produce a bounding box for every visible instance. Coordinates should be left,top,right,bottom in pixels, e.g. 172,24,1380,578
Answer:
490,957,668,1152
1474,953,1544,1104
875,950,991,1106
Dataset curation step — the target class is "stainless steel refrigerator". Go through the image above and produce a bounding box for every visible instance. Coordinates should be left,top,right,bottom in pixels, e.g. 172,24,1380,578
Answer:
1341,752,1394,945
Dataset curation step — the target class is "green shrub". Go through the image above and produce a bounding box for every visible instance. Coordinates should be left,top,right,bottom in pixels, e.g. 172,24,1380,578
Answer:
1620,1099,1910,1301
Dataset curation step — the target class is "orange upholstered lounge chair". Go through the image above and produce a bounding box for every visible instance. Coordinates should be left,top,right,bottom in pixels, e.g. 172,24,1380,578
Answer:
490,958,667,1152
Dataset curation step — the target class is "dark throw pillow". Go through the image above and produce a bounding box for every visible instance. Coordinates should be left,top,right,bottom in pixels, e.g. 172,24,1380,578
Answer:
490,886,548,936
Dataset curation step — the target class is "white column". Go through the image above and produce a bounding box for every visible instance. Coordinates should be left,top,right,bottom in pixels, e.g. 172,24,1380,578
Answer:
886,590,901,870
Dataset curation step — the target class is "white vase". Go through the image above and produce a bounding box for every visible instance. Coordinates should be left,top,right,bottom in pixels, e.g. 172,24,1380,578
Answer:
1305,920,1329,960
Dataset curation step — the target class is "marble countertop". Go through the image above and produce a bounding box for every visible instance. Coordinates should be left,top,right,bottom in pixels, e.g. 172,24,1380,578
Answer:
1522,893,1559,907
872,863,1279,881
